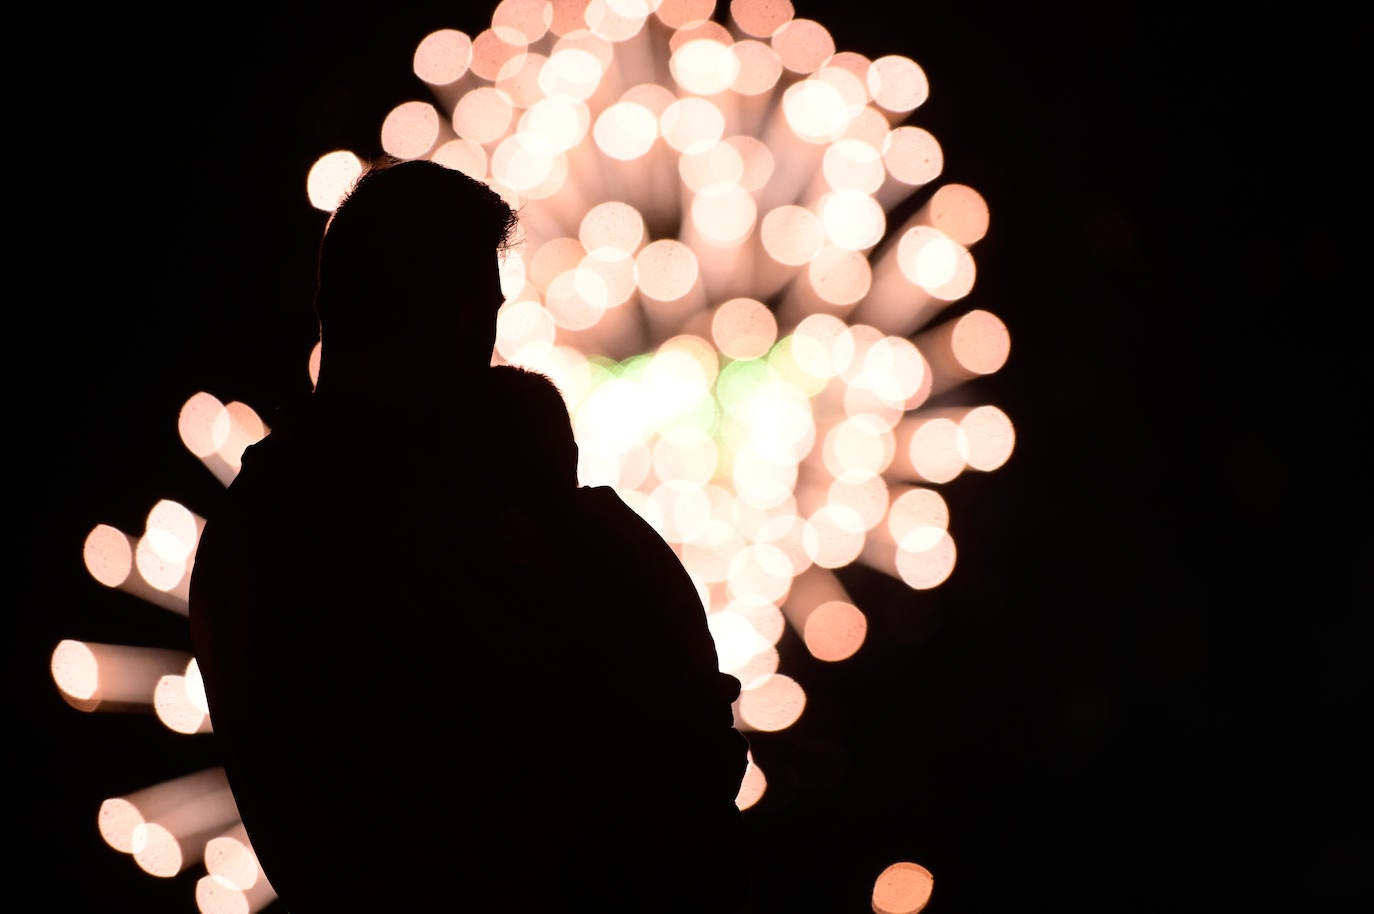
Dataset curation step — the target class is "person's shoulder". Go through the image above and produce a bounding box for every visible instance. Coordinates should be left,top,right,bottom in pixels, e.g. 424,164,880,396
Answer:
572,486,676,553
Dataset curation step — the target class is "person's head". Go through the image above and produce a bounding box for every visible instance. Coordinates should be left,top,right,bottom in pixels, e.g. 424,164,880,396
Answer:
314,156,520,389
483,365,580,494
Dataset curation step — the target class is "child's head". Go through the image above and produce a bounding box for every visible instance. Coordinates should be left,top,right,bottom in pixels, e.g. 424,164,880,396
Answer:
485,364,579,494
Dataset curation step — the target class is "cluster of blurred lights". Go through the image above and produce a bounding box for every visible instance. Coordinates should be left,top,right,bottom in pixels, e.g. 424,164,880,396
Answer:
53,2,1013,912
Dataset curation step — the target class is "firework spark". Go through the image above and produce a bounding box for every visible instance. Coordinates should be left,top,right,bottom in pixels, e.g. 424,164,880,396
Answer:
57,3,1008,910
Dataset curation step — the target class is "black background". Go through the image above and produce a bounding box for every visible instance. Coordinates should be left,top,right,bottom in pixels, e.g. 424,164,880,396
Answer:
16,3,1366,912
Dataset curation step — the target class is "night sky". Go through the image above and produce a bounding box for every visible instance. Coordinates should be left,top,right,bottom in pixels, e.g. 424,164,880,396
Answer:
17,3,1366,912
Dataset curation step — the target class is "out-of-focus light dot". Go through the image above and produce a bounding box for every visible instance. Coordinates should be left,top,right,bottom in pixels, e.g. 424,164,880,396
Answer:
803,504,867,568
781,313,843,379
431,138,488,180
772,18,833,74
827,473,889,530
622,81,677,116
820,189,885,251
883,124,943,189
545,269,605,329
895,528,956,590
499,248,528,298
804,600,867,661
493,0,554,45
84,524,133,588
732,645,781,689
636,239,699,301
729,594,787,646
135,536,185,592
51,639,99,700
814,64,868,117
132,822,184,877
726,542,793,604
539,46,604,100
683,524,739,584
827,50,873,96
761,204,824,266
834,323,881,382
843,106,892,149
652,426,718,485
861,335,926,405
662,96,725,154
672,38,741,95
577,250,638,307
658,334,721,388
453,87,515,145
807,243,871,305
646,342,718,413
305,151,364,212
579,376,653,452
751,512,810,575
730,0,794,38
783,78,848,143
725,134,774,190
144,500,199,564
927,182,989,245
669,19,733,53
530,237,587,291
593,101,658,159
648,480,712,543
735,754,767,809
470,28,528,82
497,51,549,108
497,297,558,363
958,405,1015,472
690,183,757,246
888,486,948,543
214,402,267,470
586,0,650,41
738,672,806,731
867,55,929,115
204,826,261,892
580,200,646,254
731,39,783,96
520,153,569,200
925,246,976,301
903,417,964,484
493,132,559,192
679,141,745,192
872,861,935,914
412,29,472,85
712,297,777,361
99,796,143,853
153,675,208,734
842,381,905,427
824,138,885,193
823,413,894,480
549,0,593,35
951,308,1010,375
380,100,442,160
196,873,251,914
897,226,961,288
185,658,208,715
656,0,715,29
732,448,797,510
709,610,771,673
555,27,615,69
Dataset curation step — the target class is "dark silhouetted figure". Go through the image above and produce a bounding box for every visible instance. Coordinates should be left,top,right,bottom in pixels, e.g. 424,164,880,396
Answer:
189,157,749,913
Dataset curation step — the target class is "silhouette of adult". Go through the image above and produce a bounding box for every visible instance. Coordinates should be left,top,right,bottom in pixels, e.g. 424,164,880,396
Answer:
189,157,750,913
